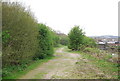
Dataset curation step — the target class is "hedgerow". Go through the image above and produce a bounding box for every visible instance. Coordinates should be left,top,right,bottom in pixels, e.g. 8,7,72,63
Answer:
2,2,57,77
34,24,54,59
2,2,39,66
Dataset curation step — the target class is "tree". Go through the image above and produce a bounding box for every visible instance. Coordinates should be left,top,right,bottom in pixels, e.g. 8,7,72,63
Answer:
59,34,69,46
51,30,60,47
68,26,84,50
36,24,54,59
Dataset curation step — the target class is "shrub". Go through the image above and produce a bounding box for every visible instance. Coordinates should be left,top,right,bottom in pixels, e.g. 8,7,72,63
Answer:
35,24,54,59
2,2,39,66
82,36,97,48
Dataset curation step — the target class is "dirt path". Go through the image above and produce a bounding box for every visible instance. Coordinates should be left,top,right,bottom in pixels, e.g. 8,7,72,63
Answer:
19,47,112,79
20,47,80,79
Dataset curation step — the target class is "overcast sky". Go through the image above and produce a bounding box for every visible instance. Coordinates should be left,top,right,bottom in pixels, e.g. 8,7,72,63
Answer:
9,0,119,36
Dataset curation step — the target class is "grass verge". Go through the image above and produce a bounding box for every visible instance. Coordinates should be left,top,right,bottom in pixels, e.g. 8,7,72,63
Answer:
64,47,119,79
3,56,55,79
3,46,63,79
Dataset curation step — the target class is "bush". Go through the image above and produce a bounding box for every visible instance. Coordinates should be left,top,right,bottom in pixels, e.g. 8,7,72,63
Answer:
2,2,39,66
51,30,60,47
82,36,97,48
35,24,54,59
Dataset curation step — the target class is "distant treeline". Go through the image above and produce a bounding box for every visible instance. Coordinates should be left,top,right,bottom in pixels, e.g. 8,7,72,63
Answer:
2,2,68,77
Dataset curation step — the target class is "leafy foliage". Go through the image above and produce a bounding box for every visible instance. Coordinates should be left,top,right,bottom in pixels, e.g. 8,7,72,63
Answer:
2,2,58,77
51,30,60,47
2,2,39,66
68,26,84,50
59,36,69,45
2,30,10,44
52,31,69,46
35,24,54,59
82,36,97,48
68,25,96,50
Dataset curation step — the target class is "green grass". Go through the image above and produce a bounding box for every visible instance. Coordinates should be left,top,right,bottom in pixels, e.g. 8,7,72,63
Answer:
64,47,118,79
81,52,118,78
54,44,64,49
3,56,55,79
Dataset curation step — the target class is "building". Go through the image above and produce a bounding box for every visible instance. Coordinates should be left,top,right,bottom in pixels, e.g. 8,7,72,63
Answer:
97,42,107,50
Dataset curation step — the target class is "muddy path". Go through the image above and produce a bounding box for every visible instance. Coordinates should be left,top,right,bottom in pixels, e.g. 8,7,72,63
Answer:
19,47,113,79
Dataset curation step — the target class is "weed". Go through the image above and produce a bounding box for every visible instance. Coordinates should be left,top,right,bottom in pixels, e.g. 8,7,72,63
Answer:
3,56,55,79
